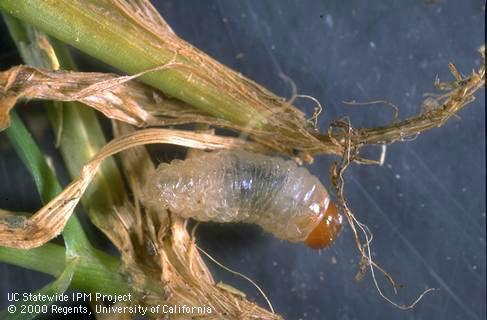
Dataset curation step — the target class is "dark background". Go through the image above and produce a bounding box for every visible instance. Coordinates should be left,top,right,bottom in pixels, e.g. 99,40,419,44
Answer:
0,1,485,320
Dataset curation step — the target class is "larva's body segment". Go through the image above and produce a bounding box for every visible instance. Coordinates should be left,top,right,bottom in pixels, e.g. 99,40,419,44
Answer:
145,151,338,244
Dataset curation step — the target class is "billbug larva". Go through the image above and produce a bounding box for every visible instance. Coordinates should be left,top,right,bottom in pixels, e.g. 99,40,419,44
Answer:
144,150,343,249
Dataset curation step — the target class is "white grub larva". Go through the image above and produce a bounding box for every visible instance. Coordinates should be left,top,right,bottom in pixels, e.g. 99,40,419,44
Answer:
144,150,343,249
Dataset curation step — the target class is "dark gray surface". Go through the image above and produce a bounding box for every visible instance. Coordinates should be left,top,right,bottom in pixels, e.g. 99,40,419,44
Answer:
1,1,485,320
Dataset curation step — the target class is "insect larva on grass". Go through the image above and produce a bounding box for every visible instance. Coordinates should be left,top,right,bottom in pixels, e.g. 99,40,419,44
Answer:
144,150,343,249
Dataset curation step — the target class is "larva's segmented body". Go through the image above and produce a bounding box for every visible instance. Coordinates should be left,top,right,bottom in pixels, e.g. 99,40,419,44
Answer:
145,151,342,248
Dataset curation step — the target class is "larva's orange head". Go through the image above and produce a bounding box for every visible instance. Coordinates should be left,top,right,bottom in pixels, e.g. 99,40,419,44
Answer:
304,201,343,249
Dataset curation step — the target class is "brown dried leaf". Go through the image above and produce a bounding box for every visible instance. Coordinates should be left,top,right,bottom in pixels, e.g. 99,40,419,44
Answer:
0,65,219,129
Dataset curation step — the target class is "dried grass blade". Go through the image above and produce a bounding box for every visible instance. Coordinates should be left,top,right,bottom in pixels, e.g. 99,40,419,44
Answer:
0,65,207,129
0,128,260,249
